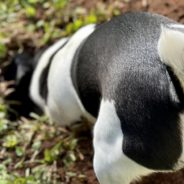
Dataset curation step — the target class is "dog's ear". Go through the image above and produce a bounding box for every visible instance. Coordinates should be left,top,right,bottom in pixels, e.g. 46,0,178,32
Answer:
13,52,33,83
158,25,184,88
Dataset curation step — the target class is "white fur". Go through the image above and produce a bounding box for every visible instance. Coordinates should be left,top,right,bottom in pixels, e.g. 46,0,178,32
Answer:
93,99,152,184
47,24,96,125
158,25,184,88
30,38,68,109
168,24,184,29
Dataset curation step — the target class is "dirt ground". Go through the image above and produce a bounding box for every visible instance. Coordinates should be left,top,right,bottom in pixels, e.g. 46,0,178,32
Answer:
74,0,184,184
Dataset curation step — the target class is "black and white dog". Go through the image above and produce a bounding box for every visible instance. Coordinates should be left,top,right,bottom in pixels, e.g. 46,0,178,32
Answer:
7,12,184,184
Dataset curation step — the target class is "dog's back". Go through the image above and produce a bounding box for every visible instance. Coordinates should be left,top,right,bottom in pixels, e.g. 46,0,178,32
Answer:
73,12,184,183
75,12,177,116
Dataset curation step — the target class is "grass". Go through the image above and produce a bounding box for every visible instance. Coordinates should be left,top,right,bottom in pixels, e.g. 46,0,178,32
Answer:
0,106,79,183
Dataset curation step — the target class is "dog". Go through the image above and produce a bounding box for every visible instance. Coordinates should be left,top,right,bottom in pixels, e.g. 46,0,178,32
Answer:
5,12,184,184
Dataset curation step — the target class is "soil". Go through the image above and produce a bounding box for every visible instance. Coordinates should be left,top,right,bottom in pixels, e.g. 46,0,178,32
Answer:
72,0,184,184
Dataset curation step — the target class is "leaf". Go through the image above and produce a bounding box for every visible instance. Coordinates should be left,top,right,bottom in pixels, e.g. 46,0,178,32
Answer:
65,23,73,34
32,141,42,151
25,6,36,17
53,0,68,9
3,134,19,148
0,119,8,134
63,151,76,167
44,142,62,164
16,147,24,157
13,178,26,184
27,0,38,4
73,19,83,31
85,14,97,24
0,43,7,59
68,139,77,150
44,149,54,164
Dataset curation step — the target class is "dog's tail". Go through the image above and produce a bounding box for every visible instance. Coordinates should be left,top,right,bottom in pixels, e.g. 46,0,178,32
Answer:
158,24,184,88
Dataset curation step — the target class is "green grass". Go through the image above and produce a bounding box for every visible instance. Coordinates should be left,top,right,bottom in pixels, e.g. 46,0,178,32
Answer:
0,104,79,183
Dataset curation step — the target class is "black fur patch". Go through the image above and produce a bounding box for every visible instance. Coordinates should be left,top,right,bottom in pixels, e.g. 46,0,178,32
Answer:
39,60,52,100
71,33,101,118
115,65,182,170
166,65,184,110
39,40,68,101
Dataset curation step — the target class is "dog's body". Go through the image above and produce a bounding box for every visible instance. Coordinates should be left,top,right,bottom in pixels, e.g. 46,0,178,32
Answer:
30,26,96,124
5,12,184,183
